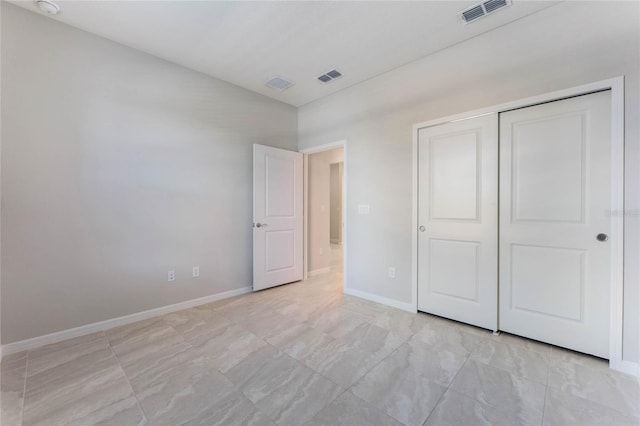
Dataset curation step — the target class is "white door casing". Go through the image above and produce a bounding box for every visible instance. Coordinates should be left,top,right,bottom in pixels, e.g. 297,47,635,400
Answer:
253,144,303,291
499,91,612,358
417,114,498,331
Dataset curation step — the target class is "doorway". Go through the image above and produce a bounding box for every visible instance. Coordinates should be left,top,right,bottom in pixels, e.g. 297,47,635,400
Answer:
301,142,346,288
307,147,344,278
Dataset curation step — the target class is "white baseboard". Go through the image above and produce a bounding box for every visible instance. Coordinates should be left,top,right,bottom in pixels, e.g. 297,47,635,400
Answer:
344,287,416,313
308,267,331,277
615,359,640,378
0,286,252,357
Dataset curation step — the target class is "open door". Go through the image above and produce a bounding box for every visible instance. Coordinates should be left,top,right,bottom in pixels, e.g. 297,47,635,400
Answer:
253,144,303,291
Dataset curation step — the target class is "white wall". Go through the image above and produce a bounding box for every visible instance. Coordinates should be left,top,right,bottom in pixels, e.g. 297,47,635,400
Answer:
298,1,640,363
308,148,343,272
1,3,298,344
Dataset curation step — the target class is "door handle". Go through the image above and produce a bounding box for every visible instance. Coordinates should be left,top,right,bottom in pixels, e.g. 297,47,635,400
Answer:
419,225,426,232
596,233,608,242
255,223,268,228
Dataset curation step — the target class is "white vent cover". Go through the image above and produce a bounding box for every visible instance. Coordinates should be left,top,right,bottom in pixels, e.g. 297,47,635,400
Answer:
460,0,511,23
317,69,343,84
265,76,294,91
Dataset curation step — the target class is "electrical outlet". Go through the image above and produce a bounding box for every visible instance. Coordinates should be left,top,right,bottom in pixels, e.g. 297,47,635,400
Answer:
192,266,200,278
388,267,396,279
168,270,175,282
319,247,323,255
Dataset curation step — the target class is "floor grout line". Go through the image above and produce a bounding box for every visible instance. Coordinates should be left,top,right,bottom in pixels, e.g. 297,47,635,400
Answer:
105,331,148,425
19,350,30,426
540,346,552,426
422,352,471,426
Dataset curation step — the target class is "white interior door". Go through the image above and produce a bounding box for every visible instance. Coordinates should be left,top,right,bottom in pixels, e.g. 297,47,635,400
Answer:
417,114,498,331
253,144,303,291
499,91,612,358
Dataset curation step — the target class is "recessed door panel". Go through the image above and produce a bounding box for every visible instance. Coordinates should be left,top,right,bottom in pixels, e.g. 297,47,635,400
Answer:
429,239,480,302
266,156,296,217
512,113,586,223
418,114,498,331
500,91,611,358
265,230,296,272
510,244,585,321
430,132,479,221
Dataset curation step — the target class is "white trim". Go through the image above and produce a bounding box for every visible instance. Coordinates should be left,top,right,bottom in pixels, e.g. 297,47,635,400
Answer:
301,140,347,295
411,120,419,314
308,267,331,277
299,140,346,154
303,153,310,280
344,287,415,313
617,360,640,379
412,78,622,130
412,77,629,375
608,77,626,374
0,286,251,356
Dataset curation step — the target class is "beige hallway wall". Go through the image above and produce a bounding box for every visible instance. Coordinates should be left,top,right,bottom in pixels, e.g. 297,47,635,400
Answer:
308,148,343,273
330,162,343,244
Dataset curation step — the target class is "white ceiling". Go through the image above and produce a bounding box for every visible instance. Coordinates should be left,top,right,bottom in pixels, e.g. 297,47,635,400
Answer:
10,0,560,107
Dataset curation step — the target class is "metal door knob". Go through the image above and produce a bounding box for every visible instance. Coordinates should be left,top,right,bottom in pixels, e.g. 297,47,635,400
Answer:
255,223,268,228
419,225,426,232
596,233,608,242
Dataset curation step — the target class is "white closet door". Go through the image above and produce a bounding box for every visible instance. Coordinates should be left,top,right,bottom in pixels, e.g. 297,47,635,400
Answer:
499,91,611,358
417,114,498,331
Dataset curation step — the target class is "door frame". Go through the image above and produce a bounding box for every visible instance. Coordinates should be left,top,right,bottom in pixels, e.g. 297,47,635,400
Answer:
412,77,627,373
300,140,347,289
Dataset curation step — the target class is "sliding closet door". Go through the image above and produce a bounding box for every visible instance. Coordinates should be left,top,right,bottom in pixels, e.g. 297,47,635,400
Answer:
499,91,612,358
417,114,498,331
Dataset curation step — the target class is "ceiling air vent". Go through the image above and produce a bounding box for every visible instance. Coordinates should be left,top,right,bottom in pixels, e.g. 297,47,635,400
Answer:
265,76,294,91
317,69,343,84
460,0,511,24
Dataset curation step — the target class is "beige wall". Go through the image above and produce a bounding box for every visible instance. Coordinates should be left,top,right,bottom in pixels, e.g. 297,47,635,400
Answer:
330,163,343,244
0,3,297,344
299,1,640,363
308,148,343,273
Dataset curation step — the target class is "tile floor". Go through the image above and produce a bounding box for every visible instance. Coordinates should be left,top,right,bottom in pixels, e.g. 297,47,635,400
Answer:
2,245,639,425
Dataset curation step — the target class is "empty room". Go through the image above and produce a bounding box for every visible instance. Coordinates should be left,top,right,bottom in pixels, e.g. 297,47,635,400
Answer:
1,0,639,425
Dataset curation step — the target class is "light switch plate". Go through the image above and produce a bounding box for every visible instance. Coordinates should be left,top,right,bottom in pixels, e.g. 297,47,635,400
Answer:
358,204,370,215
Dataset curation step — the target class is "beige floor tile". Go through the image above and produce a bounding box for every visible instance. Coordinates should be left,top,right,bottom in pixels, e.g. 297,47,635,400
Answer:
22,360,144,426
547,347,640,418
471,338,550,384
189,323,269,373
305,391,403,426
225,346,343,425
1,352,27,426
450,360,546,425
426,389,537,426
351,346,448,426
543,387,640,426
134,356,245,425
